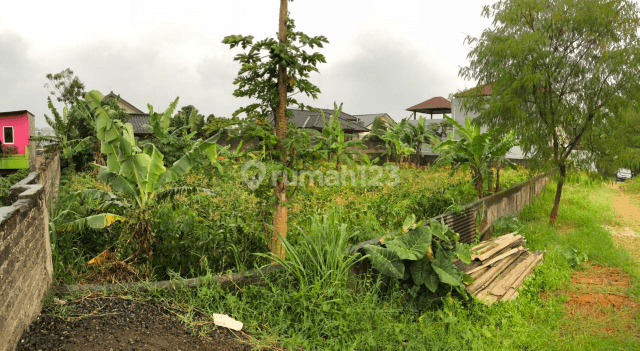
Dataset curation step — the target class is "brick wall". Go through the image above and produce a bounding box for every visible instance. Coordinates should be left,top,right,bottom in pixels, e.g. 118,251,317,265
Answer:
0,152,59,351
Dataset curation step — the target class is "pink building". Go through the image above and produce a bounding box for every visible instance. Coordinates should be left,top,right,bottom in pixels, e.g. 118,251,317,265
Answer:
0,110,35,170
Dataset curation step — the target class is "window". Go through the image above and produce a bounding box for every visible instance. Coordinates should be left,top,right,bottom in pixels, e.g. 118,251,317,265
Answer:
4,126,13,144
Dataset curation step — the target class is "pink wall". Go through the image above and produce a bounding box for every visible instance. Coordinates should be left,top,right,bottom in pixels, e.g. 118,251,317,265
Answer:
0,113,30,155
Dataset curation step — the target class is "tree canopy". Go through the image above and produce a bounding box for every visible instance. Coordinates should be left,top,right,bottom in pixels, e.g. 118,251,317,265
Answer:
460,0,640,223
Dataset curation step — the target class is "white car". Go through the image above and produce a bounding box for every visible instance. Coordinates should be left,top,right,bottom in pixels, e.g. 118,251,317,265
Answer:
616,168,632,181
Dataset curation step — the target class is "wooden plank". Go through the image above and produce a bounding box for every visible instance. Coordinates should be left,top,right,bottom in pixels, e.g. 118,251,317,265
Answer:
502,253,544,300
465,246,525,275
475,234,523,262
468,251,524,294
470,233,515,260
489,253,538,296
470,266,490,280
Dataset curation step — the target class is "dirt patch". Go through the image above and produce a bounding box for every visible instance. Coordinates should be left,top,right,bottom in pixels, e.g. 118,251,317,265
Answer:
607,184,640,262
560,265,639,337
570,266,631,287
602,225,640,238
17,297,255,351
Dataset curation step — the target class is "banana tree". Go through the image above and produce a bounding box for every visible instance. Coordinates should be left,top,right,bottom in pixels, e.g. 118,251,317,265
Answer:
488,131,519,192
405,117,435,166
433,116,495,199
320,103,366,170
41,97,96,166
57,90,222,264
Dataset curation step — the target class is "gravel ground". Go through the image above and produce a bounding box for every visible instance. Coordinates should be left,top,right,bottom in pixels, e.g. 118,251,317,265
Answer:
16,297,254,351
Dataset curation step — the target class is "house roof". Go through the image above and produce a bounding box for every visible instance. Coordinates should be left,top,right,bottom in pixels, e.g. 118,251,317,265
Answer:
0,110,34,117
454,84,493,97
104,91,145,114
129,114,152,134
269,109,369,133
406,97,451,114
353,113,396,127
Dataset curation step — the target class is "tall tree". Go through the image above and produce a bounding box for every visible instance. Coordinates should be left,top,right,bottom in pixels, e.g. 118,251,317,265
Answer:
460,0,640,224
44,68,86,108
223,1,328,258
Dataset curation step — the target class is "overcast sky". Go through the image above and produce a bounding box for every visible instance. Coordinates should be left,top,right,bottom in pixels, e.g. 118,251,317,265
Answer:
0,0,495,127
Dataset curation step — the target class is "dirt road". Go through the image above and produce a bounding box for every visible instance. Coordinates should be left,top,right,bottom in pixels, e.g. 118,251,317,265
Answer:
608,184,640,259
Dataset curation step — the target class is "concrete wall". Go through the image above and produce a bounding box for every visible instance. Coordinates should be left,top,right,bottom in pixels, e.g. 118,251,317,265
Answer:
0,152,59,351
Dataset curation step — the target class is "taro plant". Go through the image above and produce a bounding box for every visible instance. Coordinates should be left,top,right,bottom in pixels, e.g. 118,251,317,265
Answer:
364,217,473,296
564,248,588,268
57,90,222,266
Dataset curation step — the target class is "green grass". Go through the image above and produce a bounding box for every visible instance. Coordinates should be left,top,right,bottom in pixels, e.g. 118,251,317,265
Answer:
50,176,640,350
150,176,640,350
50,162,530,283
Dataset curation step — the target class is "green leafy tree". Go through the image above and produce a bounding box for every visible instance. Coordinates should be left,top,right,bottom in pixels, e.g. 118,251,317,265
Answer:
434,116,516,199
171,105,206,136
320,103,366,170
489,131,518,192
44,68,86,108
405,117,435,166
203,115,241,136
58,90,221,265
223,1,328,259
460,0,640,224
141,97,200,165
375,120,414,164
42,97,93,165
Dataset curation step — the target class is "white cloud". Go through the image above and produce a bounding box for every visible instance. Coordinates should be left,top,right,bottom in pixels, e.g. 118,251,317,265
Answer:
0,0,495,126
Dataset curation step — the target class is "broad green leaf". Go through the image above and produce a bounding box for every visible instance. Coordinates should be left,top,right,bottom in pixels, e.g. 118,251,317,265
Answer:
402,214,417,233
57,213,126,232
456,242,472,264
384,226,432,261
429,219,451,244
364,245,404,279
410,257,439,292
432,249,464,287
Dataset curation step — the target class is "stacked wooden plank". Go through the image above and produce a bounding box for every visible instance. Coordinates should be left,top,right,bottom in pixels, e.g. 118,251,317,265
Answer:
458,233,544,304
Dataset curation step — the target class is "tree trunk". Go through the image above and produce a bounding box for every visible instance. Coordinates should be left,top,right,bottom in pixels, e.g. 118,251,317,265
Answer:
271,0,288,260
488,168,494,193
549,163,566,226
495,166,501,192
473,169,483,199
272,179,287,258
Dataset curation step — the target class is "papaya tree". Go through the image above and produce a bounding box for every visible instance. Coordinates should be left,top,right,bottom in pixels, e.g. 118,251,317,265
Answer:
58,90,221,265
223,1,328,259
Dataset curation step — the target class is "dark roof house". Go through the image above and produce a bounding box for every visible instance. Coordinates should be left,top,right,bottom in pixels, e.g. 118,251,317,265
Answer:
103,92,151,136
353,113,396,129
269,109,370,134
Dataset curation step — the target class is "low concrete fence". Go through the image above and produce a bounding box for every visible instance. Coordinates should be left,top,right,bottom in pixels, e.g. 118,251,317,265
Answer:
0,153,60,351
350,173,550,252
